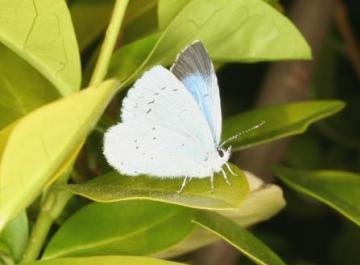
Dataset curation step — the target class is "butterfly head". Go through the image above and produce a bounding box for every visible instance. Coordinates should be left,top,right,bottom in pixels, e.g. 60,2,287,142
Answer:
215,145,231,168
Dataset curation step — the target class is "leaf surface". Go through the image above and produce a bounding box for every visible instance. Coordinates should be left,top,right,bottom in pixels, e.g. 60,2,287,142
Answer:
109,0,311,83
193,211,286,265
0,0,81,95
0,211,28,261
43,201,195,259
222,101,345,151
0,43,59,129
274,166,360,227
0,80,119,231
23,256,185,265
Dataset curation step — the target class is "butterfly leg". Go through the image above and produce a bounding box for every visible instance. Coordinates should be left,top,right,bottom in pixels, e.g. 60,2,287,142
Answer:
210,173,214,193
225,163,236,176
177,176,189,194
221,168,231,186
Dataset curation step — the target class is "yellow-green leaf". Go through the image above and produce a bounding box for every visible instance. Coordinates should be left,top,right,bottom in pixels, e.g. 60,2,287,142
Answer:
23,256,185,265
0,43,60,129
274,166,360,227
67,163,249,210
109,0,311,84
0,79,119,232
0,0,81,95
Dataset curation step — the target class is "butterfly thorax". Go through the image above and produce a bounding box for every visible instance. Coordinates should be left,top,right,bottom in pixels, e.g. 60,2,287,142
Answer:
198,146,230,177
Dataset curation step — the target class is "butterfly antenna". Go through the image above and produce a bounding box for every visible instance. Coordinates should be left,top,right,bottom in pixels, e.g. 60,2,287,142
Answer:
220,120,266,148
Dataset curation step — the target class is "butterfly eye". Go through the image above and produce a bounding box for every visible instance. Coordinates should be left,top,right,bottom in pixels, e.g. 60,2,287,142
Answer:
217,148,225,158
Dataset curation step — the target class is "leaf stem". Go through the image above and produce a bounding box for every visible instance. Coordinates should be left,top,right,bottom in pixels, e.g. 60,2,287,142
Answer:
89,0,130,87
21,189,72,262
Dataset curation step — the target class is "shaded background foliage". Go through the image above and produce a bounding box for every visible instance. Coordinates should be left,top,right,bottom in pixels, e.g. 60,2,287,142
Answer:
216,0,360,264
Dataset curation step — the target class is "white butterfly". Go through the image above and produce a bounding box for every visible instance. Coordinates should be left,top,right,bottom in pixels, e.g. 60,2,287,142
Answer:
103,41,263,192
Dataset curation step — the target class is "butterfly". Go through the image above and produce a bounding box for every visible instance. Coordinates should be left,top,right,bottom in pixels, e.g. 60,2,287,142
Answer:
103,41,264,193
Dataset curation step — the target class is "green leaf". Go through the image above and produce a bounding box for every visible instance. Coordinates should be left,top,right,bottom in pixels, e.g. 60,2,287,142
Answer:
67,163,248,210
159,171,285,258
70,0,114,51
122,0,158,44
109,0,311,84
193,211,286,265
43,201,195,259
0,79,119,232
0,43,60,129
158,0,283,29
262,0,283,11
70,0,157,51
0,0,81,95
0,211,28,262
222,100,345,151
23,256,185,265
274,166,360,227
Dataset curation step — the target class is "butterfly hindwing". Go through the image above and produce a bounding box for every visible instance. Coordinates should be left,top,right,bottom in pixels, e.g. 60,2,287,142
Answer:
171,41,222,145
104,121,211,178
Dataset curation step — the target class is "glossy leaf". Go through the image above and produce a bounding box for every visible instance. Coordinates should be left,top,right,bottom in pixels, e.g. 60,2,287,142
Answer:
159,171,286,258
0,0,81,95
0,43,60,129
193,211,286,265
0,211,28,261
158,0,283,29
23,256,185,265
222,100,345,151
43,201,195,259
68,163,248,211
109,0,311,84
274,166,360,227
0,79,119,232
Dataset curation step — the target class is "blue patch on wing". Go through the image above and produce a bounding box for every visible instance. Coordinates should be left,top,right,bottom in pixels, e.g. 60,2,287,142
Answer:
182,74,216,140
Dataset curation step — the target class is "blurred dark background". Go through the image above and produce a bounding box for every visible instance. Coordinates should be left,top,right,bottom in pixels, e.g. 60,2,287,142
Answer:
215,0,360,264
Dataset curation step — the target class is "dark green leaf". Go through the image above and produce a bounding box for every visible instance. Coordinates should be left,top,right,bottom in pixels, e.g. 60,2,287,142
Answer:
222,101,345,151
23,256,185,265
0,211,28,261
67,163,249,210
274,166,360,227
70,0,114,51
193,211,286,265
43,201,195,259
70,0,157,51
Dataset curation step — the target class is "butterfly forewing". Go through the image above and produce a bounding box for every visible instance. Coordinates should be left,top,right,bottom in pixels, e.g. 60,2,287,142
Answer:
171,41,222,145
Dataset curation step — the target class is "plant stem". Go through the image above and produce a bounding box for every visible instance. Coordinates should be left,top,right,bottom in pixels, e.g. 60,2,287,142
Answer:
89,0,130,87
21,190,72,262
